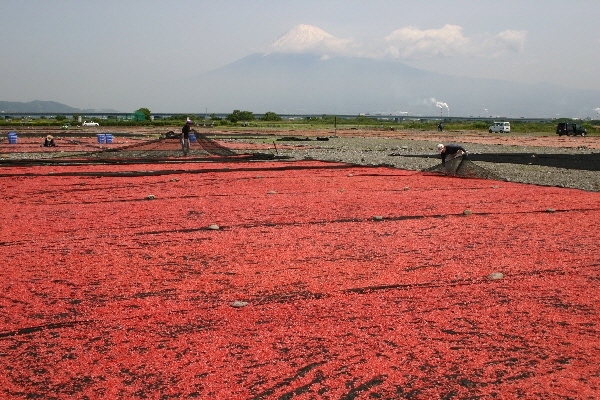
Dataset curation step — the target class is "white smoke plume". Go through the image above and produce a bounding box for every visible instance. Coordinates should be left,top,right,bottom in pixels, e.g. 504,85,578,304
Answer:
431,98,450,116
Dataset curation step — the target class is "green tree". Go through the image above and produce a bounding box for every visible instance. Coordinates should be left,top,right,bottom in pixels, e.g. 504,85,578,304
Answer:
136,107,152,120
260,111,281,121
227,110,255,123
55,114,66,121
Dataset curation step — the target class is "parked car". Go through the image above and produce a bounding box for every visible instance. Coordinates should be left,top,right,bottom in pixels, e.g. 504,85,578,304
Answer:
82,121,99,127
489,121,511,133
556,122,586,136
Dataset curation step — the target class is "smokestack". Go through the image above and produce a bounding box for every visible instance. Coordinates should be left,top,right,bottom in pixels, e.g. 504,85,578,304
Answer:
431,98,449,117
435,101,449,117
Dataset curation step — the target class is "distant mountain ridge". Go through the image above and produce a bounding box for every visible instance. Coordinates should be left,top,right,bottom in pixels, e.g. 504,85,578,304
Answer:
0,100,119,114
158,23,600,118
180,52,600,118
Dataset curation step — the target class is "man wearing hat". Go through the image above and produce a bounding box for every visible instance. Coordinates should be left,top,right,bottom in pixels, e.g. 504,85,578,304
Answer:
43,135,57,147
181,119,192,155
437,143,467,165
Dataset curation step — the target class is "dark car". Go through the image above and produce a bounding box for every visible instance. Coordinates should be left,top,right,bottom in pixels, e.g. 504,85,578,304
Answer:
556,122,587,136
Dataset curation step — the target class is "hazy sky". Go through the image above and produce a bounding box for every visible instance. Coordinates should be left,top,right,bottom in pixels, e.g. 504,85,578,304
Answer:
2,0,599,112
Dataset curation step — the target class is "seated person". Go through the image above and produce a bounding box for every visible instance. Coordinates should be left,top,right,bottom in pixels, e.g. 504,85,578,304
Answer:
43,135,57,147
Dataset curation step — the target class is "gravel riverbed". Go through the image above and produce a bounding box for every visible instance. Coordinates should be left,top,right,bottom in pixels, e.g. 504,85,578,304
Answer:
237,132,600,192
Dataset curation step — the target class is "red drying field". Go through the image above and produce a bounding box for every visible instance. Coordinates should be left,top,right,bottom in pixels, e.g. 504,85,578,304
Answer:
1,159,599,399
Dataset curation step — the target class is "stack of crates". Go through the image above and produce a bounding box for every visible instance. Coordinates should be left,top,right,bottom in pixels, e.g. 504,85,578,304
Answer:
7,131,17,144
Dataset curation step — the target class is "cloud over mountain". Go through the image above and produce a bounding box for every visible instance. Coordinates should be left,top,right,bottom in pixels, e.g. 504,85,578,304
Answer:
266,24,527,61
490,30,527,54
384,25,527,59
384,24,472,58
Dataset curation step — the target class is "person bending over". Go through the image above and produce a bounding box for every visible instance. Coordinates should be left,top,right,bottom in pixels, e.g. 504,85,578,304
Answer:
437,143,467,165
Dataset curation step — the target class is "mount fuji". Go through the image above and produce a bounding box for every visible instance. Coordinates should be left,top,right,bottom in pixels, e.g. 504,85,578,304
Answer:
269,24,337,53
162,24,599,118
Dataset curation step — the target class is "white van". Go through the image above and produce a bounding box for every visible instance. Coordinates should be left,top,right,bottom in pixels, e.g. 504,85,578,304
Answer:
489,121,510,133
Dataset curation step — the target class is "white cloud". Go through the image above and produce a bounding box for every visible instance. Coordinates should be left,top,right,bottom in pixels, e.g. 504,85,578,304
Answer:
495,30,527,52
487,30,527,56
383,25,527,60
384,24,472,58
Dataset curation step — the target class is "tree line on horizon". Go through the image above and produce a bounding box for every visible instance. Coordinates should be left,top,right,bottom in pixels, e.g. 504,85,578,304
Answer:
1,107,598,135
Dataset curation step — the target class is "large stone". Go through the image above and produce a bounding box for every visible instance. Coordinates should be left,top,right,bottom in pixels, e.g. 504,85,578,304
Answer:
488,272,504,280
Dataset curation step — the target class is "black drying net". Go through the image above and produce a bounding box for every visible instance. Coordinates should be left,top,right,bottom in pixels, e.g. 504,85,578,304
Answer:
81,132,238,159
124,133,237,156
422,156,503,181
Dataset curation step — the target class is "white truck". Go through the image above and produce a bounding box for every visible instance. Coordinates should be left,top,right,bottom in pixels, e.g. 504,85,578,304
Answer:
489,121,510,133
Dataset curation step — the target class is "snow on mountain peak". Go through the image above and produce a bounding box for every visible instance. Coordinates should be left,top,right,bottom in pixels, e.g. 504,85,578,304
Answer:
272,24,334,47
269,24,338,53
